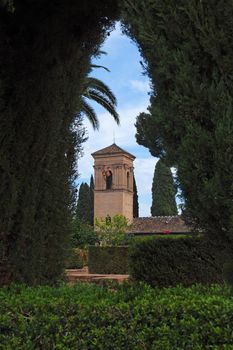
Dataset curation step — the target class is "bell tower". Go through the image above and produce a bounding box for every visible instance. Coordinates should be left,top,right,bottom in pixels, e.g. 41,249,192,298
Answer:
92,143,135,223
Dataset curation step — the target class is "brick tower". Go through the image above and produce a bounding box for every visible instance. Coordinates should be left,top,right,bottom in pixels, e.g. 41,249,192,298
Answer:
92,143,135,223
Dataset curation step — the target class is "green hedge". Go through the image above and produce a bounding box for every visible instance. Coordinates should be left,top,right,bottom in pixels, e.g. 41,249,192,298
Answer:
1,283,233,349
65,248,84,269
129,237,232,287
88,246,129,274
130,233,194,244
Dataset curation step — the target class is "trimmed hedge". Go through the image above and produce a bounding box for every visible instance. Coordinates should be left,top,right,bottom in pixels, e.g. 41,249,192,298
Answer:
66,248,84,269
1,283,233,349
88,246,129,274
129,236,232,287
130,233,193,244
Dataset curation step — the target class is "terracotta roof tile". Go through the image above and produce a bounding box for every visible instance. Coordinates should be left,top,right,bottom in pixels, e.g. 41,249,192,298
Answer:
92,143,135,159
130,216,192,234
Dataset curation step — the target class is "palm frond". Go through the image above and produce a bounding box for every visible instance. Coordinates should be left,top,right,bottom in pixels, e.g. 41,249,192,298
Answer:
80,70,120,130
84,77,117,105
91,64,110,72
92,50,107,59
80,98,100,130
86,90,120,125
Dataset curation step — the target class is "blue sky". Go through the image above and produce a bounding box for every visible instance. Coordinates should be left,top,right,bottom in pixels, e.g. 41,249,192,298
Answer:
77,22,158,217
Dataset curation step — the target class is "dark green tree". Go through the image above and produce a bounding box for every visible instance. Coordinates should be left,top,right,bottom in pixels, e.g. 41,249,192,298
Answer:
3,0,233,286
133,175,139,218
122,0,233,239
76,183,92,225
90,175,94,225
135,112,162,158
0,0,119,285
151,159,177,216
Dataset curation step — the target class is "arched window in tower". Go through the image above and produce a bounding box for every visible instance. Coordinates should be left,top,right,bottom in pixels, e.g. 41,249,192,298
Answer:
127,172,130,189
106,169,112,190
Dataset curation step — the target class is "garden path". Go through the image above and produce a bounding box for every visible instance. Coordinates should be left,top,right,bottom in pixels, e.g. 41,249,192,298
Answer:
66,267,129,284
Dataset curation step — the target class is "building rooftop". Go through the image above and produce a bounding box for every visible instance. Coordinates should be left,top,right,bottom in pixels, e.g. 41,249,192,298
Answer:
130,216,192,234
92,143,135,160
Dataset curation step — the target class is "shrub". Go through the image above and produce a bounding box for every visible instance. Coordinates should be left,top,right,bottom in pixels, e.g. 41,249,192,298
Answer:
0,283,233,349
129,236,232,287
94,214,131,246
66,248,86,269
71,218,99,248
88,246,129,274
130,233,194,244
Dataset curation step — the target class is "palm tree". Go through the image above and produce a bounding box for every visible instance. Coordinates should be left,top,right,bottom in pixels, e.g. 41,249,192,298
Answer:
80,68,120,130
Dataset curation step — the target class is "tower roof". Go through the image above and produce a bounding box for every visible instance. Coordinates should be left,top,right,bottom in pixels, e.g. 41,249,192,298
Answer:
92,143,135,160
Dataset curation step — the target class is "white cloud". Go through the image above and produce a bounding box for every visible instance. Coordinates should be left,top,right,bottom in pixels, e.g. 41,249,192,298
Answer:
130,80,151,93
134,157,157,217
77,23,156,217
134,157,157,195
139,202,151,217
77,101,157,217
79,101,149,163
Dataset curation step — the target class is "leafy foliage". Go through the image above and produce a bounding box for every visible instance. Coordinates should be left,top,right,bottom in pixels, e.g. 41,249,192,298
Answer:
65,248,85,269
1,283,233,349
90,175,94,225
80,74,120,130
71,217,99,248
88,246,129,274
151,159,177,216
129,236,233,287
131,233,192,243
133,175,139,218
76,183,92,225
121,0,233,241
0,0,119,285
76,176,95,226
135,111,162,157
94,214,130,246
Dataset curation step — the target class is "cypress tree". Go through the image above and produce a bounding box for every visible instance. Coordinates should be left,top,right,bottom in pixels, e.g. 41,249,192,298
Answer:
0,0,119,285
76,183,91,225
133,175,139,218
122,0,233,238
151,160,177,216
90,175,94,225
